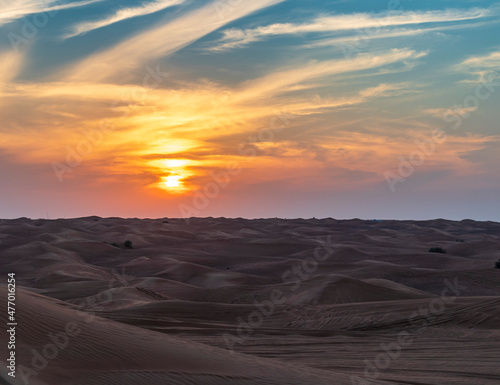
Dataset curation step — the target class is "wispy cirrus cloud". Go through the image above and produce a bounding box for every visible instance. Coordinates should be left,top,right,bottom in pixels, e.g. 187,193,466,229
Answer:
208,8,494,51
276,82,416,117
63,0,186,39
460,50,500,69
423,106,478,119
238,49,426,101
0,0,102,27
305,19,500,50
67,0,284,82
358,82,412,98
456,49,500,82
0,52,23,97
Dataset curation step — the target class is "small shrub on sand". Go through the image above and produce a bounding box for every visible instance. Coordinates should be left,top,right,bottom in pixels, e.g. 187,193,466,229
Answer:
429,247,446,254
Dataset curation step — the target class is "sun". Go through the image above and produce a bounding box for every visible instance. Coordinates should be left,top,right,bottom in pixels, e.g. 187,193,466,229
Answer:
151,158,194,192
163,175,182,188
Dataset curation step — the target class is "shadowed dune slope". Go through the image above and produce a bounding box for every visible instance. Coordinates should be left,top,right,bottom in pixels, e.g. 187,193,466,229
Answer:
0,287,389,385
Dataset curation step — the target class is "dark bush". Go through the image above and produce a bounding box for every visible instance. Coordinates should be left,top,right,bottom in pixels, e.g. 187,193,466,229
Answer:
429,247,446,254
495,260,500,269
110,242,119,248
124,240,133,249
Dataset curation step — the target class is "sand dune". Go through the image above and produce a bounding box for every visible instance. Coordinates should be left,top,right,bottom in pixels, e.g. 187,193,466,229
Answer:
0,287,374,385
0,217,499,384
284,274,434,305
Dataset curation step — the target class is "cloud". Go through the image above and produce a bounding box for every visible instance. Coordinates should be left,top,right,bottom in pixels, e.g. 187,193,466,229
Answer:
208,8,493,51
0,51,23,86
456,49,500,82
358,83,411,98
0,46,428,195
305,19,500,50
460,50,500,69
423,106,478,118
66,0,284,82
0,0,102,27
64,0,185,39
238,49,426,101
0,51,24,101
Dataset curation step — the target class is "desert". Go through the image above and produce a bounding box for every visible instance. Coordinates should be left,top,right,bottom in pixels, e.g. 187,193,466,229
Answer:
0,216,499,384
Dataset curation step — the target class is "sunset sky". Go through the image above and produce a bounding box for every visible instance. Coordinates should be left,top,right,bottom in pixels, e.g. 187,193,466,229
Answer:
0,0,499,220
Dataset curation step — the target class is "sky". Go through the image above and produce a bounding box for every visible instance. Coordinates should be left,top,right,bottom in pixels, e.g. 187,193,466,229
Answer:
0,0,499,221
